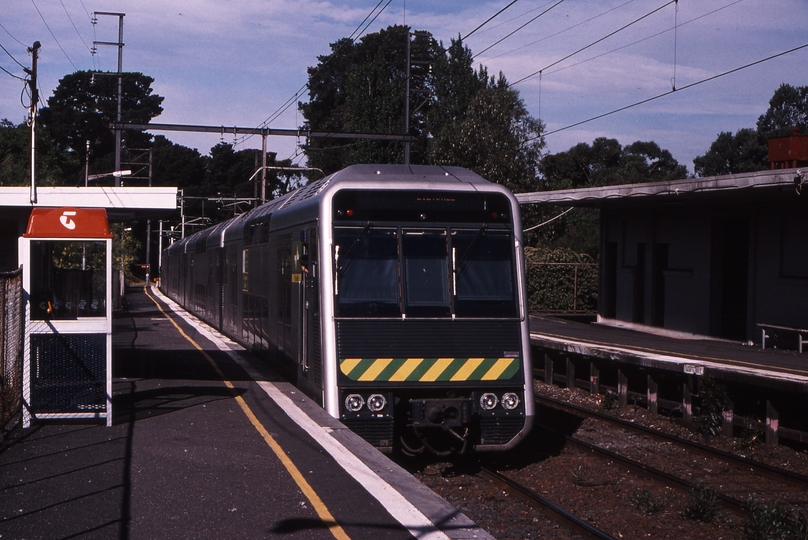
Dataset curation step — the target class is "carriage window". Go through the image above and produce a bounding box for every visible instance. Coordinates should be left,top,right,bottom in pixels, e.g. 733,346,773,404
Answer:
453,229,517,317
334,227,400,317
402,230,450,317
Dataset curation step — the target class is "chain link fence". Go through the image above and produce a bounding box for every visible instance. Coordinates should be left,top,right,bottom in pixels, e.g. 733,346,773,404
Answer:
1,268,23,436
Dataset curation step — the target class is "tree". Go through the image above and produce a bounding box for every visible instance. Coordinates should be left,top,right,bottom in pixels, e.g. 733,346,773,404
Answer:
431,71,544,194
300,26,435,172
693,84,808,176
38,70,164,183
756,83,808,139
692,129,767,177
534,137,686,255
0,119,72,186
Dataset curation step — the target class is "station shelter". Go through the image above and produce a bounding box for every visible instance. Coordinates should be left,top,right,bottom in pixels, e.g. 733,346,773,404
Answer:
18,208,114,426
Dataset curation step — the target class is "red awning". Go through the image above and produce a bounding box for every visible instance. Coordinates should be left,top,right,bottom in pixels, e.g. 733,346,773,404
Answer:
23,207,114,239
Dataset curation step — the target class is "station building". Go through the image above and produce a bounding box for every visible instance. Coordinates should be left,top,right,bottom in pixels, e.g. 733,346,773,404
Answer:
518,159,808,347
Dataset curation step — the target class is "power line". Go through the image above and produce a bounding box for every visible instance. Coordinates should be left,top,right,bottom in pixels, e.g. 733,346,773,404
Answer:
542,0,745,78
1,64,27,81
238,0,394,147
481,0,638,61
539,41,808,138
1,41,26,69
58,0,94,56
511,0,676,87
474,0,565,58
462,0,520,41
30,0,78,70
0,21,26,47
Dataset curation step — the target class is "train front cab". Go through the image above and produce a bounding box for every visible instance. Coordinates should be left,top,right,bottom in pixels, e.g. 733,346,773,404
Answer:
323,185,533,454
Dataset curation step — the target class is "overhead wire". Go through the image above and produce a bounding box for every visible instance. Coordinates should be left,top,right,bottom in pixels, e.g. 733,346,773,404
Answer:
462,0,520,41
58,0,94,57
540,0,745,78
537,41,808,138
235,0,394,148
474,0,565,58
511,0,676,87
30,0,78,70
480,0,638,62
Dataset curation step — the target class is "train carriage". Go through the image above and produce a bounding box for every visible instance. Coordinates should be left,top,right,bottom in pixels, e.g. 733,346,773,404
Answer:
161,164,533,454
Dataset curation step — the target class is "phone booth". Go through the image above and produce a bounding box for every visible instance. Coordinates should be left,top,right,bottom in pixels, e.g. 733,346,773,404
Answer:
19,208,114,427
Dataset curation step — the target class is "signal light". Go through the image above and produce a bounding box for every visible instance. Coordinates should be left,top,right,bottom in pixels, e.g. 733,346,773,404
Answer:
479,393,498,410
367,394,387,412
502,393,520,410
345,394,364,412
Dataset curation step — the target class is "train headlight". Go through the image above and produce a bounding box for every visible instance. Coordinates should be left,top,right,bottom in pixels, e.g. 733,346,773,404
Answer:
479,393,498,410
345,394,365,412
501,392,520,410
367,394,387,412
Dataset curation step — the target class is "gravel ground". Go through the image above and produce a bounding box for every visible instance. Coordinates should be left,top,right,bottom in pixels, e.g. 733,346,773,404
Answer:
408,382,808,540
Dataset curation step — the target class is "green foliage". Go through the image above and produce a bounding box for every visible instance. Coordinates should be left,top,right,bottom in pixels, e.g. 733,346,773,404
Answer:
0,119,76,186
524,246,597,313
111,223,142,274
682,482,720,522
300,28,545,187
600,390,620,410
739,495,800,540
692,376,731,438
694,83,808,176
756,83,808,139
539,137,687,191
630,489,674,515
693,128,768,177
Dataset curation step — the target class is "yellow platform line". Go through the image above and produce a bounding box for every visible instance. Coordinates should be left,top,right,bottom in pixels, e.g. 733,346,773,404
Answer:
144,287,349,540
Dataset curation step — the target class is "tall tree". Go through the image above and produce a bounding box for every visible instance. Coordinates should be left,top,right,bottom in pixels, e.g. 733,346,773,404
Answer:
300,26,435,172
0,119,72,186
38,70,164,183
692,129,767,177
756,83,808,139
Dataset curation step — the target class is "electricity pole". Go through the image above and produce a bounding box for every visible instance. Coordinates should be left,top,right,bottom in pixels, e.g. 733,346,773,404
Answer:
25,41,41,204
93,12,125,185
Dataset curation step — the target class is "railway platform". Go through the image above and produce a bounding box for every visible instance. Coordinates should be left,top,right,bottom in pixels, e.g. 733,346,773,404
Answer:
0,287,491,540
529,315,808,391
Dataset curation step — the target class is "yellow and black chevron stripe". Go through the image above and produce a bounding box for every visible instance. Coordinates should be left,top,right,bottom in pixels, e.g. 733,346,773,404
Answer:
339,357,520,382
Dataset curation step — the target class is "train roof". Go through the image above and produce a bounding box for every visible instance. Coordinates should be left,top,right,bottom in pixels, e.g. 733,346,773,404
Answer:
171,164,511,251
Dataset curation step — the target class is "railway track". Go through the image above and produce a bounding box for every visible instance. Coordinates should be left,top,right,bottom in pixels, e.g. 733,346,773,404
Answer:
534,392,808,493
477,466,617,540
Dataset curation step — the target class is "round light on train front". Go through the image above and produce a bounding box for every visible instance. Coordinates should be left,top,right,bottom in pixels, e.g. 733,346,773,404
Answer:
345,394,365,412
480,393,498,410
367,394,386,412
501,392,520,410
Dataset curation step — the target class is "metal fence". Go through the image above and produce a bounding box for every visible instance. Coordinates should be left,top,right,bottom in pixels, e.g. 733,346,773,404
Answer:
1,268,23,435
527,262,598,314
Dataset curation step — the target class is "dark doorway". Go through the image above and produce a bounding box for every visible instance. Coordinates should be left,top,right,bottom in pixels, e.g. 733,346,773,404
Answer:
603,242,617,318
712,219,749,340
651,244,668,327
632,243,646,323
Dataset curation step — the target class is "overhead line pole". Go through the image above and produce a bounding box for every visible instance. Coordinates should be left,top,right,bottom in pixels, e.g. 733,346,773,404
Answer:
94,12,125,185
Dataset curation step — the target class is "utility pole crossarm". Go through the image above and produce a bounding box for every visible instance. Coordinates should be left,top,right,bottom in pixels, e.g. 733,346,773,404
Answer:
110,122,417,142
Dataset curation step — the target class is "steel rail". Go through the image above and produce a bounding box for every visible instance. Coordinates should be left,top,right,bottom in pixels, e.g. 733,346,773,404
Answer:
534,393,808,490
478,467,617,540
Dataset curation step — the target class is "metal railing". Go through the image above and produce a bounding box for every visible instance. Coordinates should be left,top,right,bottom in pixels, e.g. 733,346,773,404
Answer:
0,268,23,435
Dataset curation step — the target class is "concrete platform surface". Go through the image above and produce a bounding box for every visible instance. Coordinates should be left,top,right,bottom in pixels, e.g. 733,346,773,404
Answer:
0,287,492,540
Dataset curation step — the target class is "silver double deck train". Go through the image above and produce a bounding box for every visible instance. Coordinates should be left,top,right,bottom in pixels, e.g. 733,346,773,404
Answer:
160,164,533,454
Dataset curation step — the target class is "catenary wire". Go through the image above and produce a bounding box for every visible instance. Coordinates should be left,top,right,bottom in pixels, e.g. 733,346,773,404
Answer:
462,0,520,40
236,0,394,147
481,0,638,62
0,22,27,47
511,0,676,86
474,0,564,58
536,41,808,139
58,0,93,55
541,0,745,77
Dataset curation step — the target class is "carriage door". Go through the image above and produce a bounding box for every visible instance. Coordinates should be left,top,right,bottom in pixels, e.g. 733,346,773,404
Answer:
295,229,319,381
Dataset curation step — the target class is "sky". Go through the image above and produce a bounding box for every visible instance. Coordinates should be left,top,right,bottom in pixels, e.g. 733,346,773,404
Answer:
2,0,807,175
